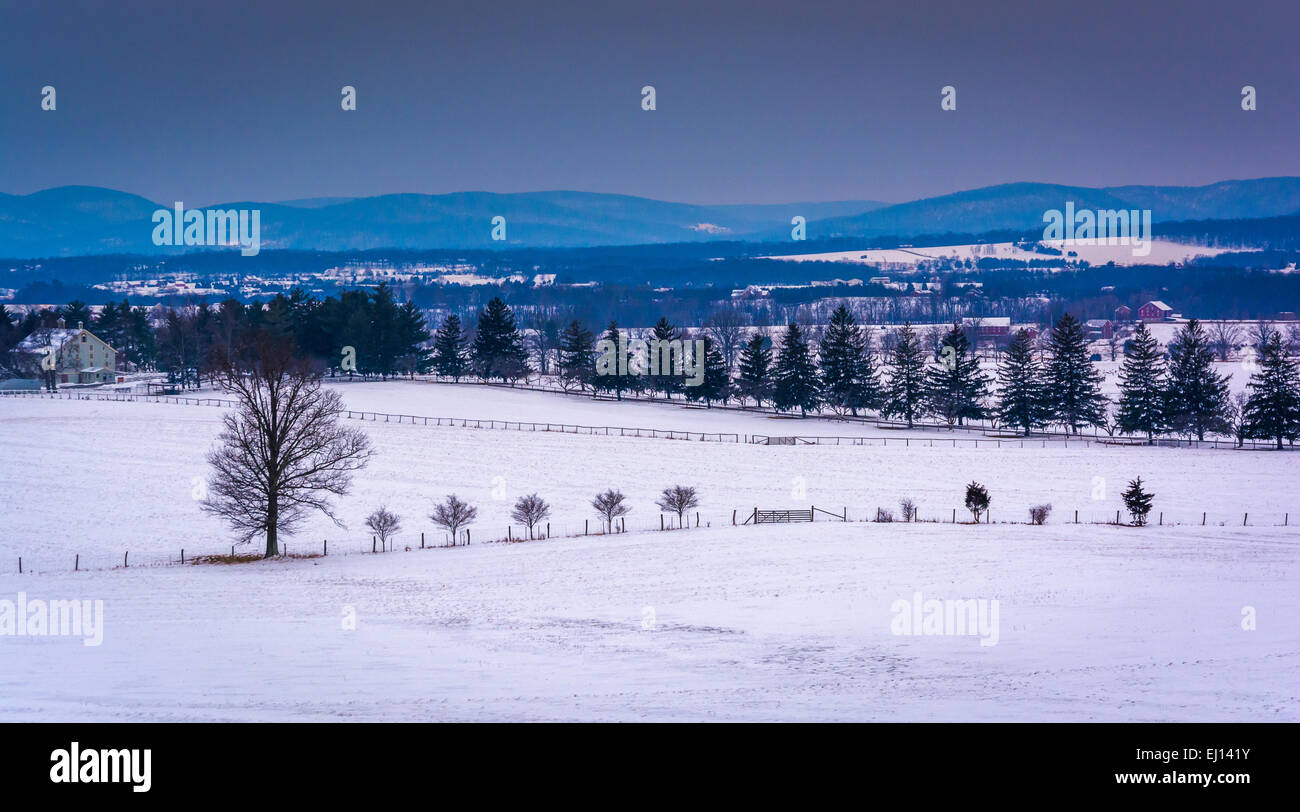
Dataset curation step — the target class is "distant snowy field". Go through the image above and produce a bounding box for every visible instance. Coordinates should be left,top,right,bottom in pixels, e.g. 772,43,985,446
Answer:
763,239,1248,268
1,385,1297,721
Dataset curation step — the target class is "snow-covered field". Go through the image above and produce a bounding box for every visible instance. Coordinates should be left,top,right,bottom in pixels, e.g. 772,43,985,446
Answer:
1,385,1297,721
763,239,1247,268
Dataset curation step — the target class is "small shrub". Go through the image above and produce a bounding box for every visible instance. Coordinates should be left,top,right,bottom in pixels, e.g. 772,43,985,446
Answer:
965,481,991,523
899,498,918,522
874,507,895,523
1028,504,1052,525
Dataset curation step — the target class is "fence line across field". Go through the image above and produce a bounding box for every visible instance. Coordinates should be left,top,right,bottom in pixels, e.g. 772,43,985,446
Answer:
10,505,1296,577
3,390,1280,449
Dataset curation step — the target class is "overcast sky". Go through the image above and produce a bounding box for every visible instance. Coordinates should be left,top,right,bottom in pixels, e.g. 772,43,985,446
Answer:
2,0,1297,205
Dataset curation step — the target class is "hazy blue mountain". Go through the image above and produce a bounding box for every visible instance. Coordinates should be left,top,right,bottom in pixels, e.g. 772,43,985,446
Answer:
0,188,887,257
2,178,1298,258
808,178,1300,241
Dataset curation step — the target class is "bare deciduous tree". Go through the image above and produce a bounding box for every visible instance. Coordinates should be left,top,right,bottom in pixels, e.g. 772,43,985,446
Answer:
511,493,551,539
430,494,477,544
1208,321,1241,361
705,307,748,374
655,484,700,528
202,334,373,558
365,506,402,545
591,489,630,533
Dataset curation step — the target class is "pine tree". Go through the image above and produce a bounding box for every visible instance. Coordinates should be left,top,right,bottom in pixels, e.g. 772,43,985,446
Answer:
996,328,1048,436
471,297,530,382
647,317,682,398
1117,322,1167,442
592,321,627,400
1164,319,1231,440
394,300,432,377
685,337,731,407
369,282,403,378
882,323,927,428
1122,477,1154,526
1046,314,1108,434
819,304,882,416
1241,330,1300,450
431,314,469,381
557,319,596,392
736,333,772,407
925,323,990,426
772,322,821,415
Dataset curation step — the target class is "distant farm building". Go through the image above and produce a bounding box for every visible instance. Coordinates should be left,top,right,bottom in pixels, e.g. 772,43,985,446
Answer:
10,321,119,386
1084,319,1114,340
961,317,1011,337
1114,305,1132,322
1138,301,1174,322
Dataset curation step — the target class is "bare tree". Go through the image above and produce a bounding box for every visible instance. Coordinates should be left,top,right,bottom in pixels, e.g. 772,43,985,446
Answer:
1208,321,1241,361
1250,319,1275,353
511,493,551,539
591,489,630,533
655,484,700,529
364,506,402,546
202,334,373,558
705,307,748,373
430,494,477,545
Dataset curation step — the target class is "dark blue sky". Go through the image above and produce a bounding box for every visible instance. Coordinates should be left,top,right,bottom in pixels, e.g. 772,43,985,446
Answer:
2,0,1297,204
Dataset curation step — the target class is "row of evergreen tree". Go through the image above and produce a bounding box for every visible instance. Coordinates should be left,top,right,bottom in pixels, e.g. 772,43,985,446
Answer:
459,303,1297,447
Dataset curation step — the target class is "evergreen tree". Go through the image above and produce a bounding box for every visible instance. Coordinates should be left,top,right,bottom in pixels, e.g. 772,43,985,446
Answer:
592,321,627,400
736,333,772,407
1117,322,1168,441
557,319,596,392
647,317,683,398
771,322,821,415
925,322,990,426
1241,330,1300,450
369,282,403,378
61,299,92,328
471,297,530,382
1122,477,1154,526
819,304,882,416
394,300,432,377
882,323,927,428
1045,314,1108,433
996,328,1048,436
431,314,469,381
1164,319,1231,440
685,337,731,407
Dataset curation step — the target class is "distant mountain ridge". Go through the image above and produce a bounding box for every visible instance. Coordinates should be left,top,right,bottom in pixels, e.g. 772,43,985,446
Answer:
1,178,1298,258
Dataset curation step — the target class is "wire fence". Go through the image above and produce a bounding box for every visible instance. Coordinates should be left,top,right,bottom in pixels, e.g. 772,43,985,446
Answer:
5,389,1285,450
9,504,1296,577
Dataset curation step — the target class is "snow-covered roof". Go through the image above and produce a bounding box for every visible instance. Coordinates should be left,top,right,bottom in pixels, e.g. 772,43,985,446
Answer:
1144,300,1173,311
14,328,81,352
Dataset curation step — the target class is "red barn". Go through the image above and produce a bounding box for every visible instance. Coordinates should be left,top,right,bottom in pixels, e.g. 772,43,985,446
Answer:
1138,301,1173,322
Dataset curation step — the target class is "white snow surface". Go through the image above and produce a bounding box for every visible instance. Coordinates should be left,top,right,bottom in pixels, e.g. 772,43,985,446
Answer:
1,386,1298,721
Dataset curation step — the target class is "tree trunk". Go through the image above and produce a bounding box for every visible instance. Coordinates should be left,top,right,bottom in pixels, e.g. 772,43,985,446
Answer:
265,497,279,557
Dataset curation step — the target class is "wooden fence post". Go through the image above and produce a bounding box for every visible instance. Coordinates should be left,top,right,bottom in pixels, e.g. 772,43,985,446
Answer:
660,514,664,531
421,532,425,549
181,548,185,564
695,511,699,528
467,529,471,545
1116,509,1120,525
17,557,20,574
124,551,129,568
952,508,956,523
1202,512,1206,526
732,509,736,525
585,519,588,535
546,522,550,539
1074,509,1078,524
324,540,328,556
1243,513,1248,526
372,536,376,553
75,554,79,571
